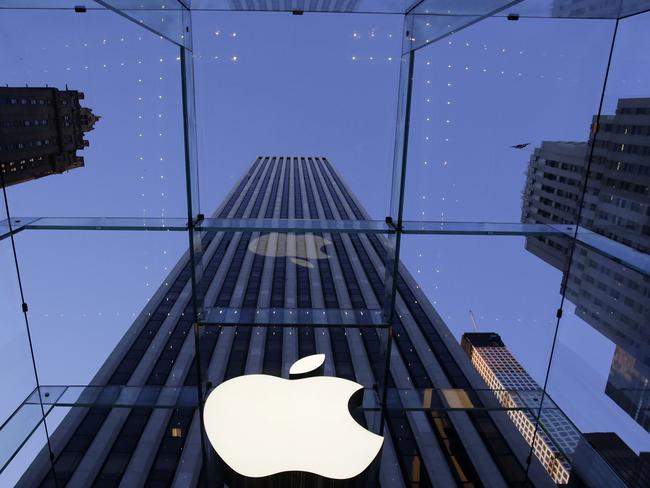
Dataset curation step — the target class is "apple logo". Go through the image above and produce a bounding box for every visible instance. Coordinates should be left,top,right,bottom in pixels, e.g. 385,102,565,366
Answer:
247,233,332,268
203,354,383,484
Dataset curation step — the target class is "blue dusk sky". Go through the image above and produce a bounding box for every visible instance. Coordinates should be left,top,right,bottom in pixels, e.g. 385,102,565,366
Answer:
1,5,649,484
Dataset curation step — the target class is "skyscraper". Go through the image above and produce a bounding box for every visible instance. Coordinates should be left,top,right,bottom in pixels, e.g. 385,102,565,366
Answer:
21,156,556,487
461,332,582,484
605,347,650,432
570,432,650,487
520,98,650,432
0,86,99,187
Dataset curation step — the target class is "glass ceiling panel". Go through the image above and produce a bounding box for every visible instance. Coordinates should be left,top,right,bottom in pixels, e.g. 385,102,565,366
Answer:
0,1,190,48
191,13,401,221
95,0,191,49
512,0,650,19
0,0,185,9
408,0,523,15
409,0,650,19
190,0,410,13
2,0,647,18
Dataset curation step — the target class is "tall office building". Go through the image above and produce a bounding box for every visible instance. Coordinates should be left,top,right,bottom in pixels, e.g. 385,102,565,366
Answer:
570,432,650,487
605,347,650,432
521,98,650,432
21,156,558,487
461,332,581,484
521,140,588,271
0,86,99,187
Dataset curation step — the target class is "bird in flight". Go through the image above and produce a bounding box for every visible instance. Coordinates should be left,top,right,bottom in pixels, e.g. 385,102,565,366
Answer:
510,142,530,149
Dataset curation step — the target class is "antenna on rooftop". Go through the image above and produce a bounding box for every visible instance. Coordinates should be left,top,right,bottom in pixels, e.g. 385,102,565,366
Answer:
469,310,478,332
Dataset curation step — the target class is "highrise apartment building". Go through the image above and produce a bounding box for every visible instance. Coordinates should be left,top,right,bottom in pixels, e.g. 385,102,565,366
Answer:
21,156,557,487
521,98,650,432
461,332,582,484
0,86,99,187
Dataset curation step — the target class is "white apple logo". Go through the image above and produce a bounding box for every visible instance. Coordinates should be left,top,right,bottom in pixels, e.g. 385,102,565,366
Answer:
247,233,332,268
203,354,384,481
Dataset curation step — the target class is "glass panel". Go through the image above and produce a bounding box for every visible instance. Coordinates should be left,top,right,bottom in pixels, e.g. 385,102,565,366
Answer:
190,0,411,13
23,216,187,231
513,0,625,18
12,230,188,388
25,386,199,409
1,2,649,486
513,0,650,19
0,217,392,238
408,14,483,52
402,221,650,277
403,15,615,224
199,218,390,233
545,9,650,485
0,2,189,47
0,8,187,218
0,403,53,475
0,239,38,447
408,0,523,15
0,218,38,242
7,229,201,486
97,0,190,49
0,423,50,486
400,233,570,485
403,220,559,235
407,1,525,52
548,245,650,464
15,383,579,414
192,14,401,221
202,307,386,326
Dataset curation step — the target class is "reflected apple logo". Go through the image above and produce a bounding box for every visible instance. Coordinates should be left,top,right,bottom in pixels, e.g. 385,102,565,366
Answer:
247,233,332,268
203,354,384,481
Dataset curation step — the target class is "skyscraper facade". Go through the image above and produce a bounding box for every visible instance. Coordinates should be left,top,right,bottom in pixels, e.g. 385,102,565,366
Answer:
571,432,650,487
0,86,99,187
22,156,556,487
521,140,588,271
605,346,650,432
520,98,650,432
461,332,582,484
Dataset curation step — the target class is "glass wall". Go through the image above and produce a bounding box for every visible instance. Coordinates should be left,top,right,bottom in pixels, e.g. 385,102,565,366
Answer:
1,1,648,486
